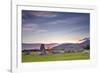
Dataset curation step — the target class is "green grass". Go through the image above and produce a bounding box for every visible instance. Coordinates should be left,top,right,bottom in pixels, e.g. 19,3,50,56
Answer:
22,52,90,62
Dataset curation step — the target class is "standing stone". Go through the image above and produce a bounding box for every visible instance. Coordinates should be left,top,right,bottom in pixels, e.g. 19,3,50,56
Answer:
40,44,46,55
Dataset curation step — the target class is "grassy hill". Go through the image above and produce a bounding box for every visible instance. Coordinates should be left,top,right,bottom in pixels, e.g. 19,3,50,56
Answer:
22,52,90,62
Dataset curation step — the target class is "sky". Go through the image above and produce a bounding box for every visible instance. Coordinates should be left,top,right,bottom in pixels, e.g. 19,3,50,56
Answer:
22,10,90,44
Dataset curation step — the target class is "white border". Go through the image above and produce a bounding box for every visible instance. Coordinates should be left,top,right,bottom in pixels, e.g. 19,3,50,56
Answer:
12,4,97,73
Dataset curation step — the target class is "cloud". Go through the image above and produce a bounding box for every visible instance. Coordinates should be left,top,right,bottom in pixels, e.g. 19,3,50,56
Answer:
79,37,90,41
46,15,86,25
44,15,88,33
22,23,48,33
30,11,58,18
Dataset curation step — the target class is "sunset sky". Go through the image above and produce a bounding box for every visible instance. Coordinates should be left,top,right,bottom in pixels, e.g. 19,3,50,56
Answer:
22,10,90,44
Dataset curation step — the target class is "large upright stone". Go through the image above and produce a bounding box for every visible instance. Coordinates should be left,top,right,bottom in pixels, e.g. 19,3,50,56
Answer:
40,44,46,55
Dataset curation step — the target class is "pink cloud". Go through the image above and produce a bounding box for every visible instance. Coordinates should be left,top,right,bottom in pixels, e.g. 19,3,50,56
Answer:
31,12,57,18
23,23,48,33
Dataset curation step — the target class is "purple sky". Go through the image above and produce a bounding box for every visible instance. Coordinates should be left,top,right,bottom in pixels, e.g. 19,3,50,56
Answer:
22,10,90,44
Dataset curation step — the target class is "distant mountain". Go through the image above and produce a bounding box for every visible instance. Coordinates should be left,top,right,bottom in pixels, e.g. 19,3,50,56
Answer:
51,38,90,51
22,38,90,51
45,43,59,49
79,39,90,47
22,43,58,50
22,43,41,50
52,43,80,49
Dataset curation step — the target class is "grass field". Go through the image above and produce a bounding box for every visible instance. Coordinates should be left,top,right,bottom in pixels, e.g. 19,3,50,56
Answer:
22,52,90,62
